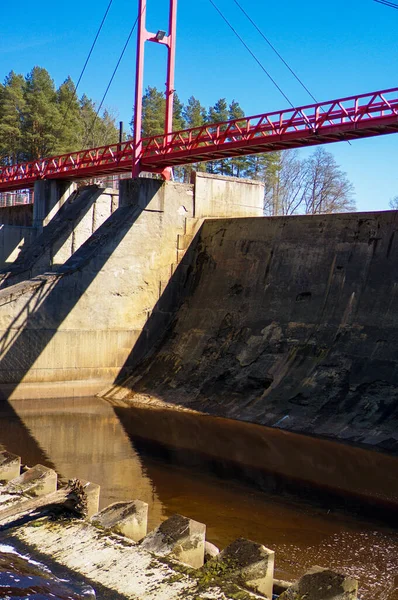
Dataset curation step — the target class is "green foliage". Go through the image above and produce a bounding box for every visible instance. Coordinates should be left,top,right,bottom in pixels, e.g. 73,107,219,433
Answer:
21,67,63,159
0,66,355,216
0,66,119,164
0,71,26,164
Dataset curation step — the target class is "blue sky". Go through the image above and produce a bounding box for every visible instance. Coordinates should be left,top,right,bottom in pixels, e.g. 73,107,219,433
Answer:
1,0,397,211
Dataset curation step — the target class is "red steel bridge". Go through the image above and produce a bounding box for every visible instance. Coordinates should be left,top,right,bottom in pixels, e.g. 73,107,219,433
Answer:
0,0,397,193
1,87,398,193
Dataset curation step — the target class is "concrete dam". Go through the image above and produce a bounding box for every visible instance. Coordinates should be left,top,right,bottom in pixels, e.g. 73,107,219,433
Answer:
105,206,398,454
1,174,398,599
0,176,397,456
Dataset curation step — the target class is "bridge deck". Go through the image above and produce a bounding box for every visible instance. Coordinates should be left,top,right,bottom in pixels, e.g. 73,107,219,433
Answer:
0,87,397,192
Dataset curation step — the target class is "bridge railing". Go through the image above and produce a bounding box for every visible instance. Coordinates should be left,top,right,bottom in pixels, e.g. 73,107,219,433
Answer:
1,87,398,191
141,87,398,160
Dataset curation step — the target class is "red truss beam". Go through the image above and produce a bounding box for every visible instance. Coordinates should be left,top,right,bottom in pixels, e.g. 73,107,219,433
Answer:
1,87,398,192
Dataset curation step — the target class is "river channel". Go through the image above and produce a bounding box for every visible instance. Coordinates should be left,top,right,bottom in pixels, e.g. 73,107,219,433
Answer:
0,396,397,600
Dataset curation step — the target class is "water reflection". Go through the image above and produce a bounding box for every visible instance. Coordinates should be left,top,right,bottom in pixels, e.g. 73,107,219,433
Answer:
0,396,397,600
2,397,164,529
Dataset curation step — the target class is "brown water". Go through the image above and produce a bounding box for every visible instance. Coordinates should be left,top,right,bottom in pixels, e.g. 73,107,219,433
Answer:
0,396,397,600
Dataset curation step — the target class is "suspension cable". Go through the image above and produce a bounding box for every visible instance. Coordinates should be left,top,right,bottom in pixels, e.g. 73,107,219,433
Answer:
233,0,318,104
208,0,295,109
84,15,139,147
62,0,114,121
374,0,398,9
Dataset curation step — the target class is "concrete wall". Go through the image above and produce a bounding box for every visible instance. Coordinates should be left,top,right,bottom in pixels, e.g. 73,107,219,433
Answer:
0,174,269,400
0,179,195,399
192,172,264,218
0,186,119,286
0,225,37,266
110,210,398,454
0,205,33,227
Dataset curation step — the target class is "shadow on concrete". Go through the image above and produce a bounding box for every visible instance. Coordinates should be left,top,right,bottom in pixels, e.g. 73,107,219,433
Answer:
0,186,105,288
105,212,398,459
0,533,128,600
108,224,202,386
0,181,162,401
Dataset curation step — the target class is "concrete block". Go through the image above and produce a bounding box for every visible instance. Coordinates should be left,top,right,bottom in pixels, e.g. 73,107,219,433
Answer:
214,537,274,599
91,500,148,541
0,451,21,481
7,464,57,497
80,481,100,518
140,513,206,568
279,566,358,600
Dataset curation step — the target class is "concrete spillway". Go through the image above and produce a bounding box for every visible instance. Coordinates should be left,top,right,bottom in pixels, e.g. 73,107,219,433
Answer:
110,210,398,455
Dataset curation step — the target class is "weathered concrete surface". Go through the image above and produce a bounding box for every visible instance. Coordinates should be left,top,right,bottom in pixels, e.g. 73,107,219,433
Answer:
0,224,37,267
107,211,398,454
32,179,76,229
279,565,358,600
0,175,262,400
0,451,20,481
0,185,118,285
0,204,33,227
192,172,264,218
6,464,58,497
91,499,148,541
213,538,274,598
0,179,195,398
1,517,261,600
141,514,206,568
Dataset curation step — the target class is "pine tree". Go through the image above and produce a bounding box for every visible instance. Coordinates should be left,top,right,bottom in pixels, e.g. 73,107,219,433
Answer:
80,95,118,148
141,87,166,138
246,152,281,213
172,93,186,131
183,96,206,128
57,76,84,153
207,98,230,175
0,71,26,165
21,67,63,160
228,100,249,177
180,96,207,181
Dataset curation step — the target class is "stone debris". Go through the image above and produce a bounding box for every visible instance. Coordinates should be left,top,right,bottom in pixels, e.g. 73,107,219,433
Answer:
0,451,359,600
205,540,220,562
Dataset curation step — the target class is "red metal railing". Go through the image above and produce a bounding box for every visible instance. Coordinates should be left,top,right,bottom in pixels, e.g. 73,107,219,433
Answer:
0,87,397,192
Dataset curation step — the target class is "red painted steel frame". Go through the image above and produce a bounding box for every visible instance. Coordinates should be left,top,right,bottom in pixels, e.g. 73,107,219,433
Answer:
0,87,398,192
132,0,177,180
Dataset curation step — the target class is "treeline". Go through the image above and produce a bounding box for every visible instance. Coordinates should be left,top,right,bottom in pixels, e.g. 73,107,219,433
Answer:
0,67,119,165
0,68,355,214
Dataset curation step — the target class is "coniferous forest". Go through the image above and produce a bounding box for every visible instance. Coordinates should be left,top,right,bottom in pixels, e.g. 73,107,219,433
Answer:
0,68,355,215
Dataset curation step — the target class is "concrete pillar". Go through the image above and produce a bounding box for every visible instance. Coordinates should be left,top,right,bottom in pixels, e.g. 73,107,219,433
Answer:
141,513,206,568
91,499,148,542
0,451,21,481
209,537,275,599
80,481,100,518
279,566,358,600
33,180,76,230
7,464,57,497
118,177,164,209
